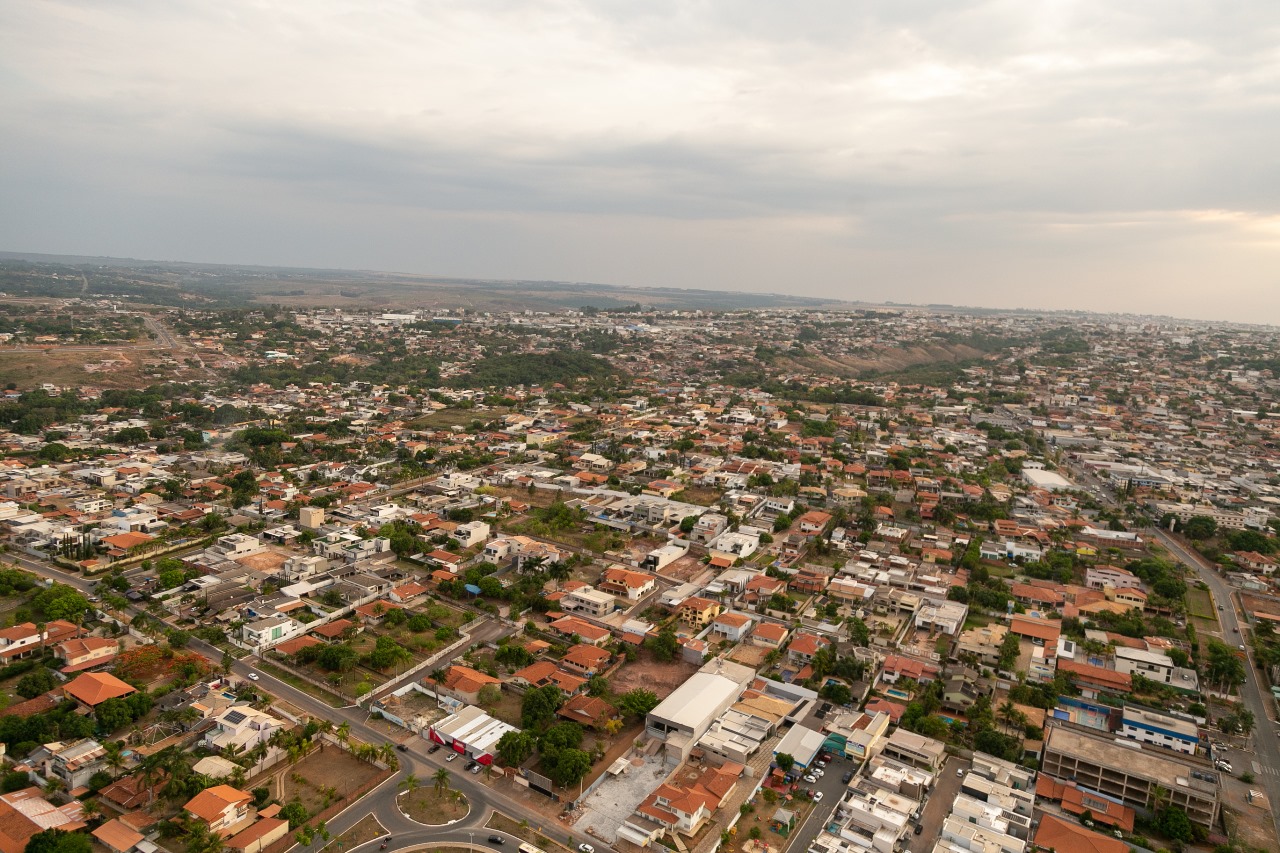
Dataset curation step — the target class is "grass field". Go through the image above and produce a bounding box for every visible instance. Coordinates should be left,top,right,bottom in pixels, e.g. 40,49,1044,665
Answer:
256,661,349,708
1186,585,1216,619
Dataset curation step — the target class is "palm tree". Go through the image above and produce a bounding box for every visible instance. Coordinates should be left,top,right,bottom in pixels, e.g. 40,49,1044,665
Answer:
336,721,351,746
433,768,451,796
399,774,419,795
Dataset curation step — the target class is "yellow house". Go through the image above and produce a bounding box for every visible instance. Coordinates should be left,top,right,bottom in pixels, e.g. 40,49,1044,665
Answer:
678,596,722,628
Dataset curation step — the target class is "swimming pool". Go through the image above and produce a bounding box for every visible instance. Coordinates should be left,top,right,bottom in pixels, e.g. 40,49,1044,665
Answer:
884,688,910,701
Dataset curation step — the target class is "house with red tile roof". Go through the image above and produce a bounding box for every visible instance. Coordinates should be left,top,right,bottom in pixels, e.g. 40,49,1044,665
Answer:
750,621,790,649
1033,812,1130,853
547,616,611,646
878,654,941,685
560,644,612,677
1055,659,1131,696
557,694,615,729
184,785,253,836
434,665,503,705
785,632,830,665
62,672,135,708
55,637,118,674
0,788,85,853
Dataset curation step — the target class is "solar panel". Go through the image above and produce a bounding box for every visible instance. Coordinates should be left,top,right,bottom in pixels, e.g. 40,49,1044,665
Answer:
224,710,247,725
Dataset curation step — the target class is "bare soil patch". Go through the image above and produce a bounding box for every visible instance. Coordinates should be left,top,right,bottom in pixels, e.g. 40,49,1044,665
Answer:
486,812,574,853
266,747,381,816
610,658,698,699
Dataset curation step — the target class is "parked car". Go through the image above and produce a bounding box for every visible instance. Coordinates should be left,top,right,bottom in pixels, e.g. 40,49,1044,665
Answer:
471,763,483,774
428,744,441,754
802,774,818,783
397,743,408,752
813,768,824,777
488,837,505,845
956,768,965,777
914,825,924,835
812,792,824,802
1217,761,1233,773
842,771,854,784
446,752,458,762
578,845,595,853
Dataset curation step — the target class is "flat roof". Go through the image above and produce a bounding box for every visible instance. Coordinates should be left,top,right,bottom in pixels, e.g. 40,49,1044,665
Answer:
648,670,744,729
1044,724,1217,792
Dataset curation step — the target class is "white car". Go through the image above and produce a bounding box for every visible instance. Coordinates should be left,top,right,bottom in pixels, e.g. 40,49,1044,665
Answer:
813,791,824,802
813,768,825,777
579,845,595,853
446,752,458,762
1216,761,1233,773
802,774,818,783
957,768,965,777
246,672,259,681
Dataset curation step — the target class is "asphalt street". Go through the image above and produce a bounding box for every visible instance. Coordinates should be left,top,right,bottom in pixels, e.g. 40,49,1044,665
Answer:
782,754,861,853
1150,527,1280,843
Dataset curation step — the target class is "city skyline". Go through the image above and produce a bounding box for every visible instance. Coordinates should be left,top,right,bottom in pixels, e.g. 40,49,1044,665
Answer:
3,1,1279,323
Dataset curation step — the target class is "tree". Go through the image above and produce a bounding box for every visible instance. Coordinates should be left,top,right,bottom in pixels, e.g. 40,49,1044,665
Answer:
477,684,502,707
617,688,660,719
997,631,1022,671
775,753,795,772
398,774,419,795
96,697,134,733
820,682,851,706
545,747,591,788
646,627,679,662
521,685,565,729
1156,805,1196,843
279,801,309,829
847,616,871,647
1183,516,1218,541
16,669,56,699
32,584,90,623
24,829,92,853
496,730,537,767
432,767,451,795
586,675,609,697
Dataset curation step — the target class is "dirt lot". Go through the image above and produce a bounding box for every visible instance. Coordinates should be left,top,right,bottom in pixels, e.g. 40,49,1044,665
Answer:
399,787,469,825
261,746,382,816
656,554,709,583
728,644,770,668
610,657,699,699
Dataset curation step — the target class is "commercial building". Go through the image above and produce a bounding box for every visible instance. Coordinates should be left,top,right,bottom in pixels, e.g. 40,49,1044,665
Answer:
1040,722,1219,827
1119,706,1200,755
427,704,521,765
560,585,616,618
646,659,753,766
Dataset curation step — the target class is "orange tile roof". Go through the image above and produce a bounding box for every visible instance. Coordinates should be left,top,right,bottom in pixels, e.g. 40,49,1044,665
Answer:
184,785,251,823
62,672,136,706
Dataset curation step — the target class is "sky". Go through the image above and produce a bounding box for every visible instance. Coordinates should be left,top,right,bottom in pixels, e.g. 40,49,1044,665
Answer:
2,1,1280,323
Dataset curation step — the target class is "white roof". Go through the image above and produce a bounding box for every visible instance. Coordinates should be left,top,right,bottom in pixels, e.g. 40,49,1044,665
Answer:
648,671,744,729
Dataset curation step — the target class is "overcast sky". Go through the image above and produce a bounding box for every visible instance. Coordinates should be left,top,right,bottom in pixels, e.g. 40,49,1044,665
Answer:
3,1,1279,323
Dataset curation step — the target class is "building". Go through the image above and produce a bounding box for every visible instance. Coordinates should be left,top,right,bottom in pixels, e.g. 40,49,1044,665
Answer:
427,704,520,765
434,665,503,705
241,615,303,651
598,566,658,600
55,637,118,673
26,738,107,791
1033,814,1128,853
677,596,721,628
1113,647,1175,686
710,612,754,643
646,659,753,766
915,598,968,635
1040,722,1220,828
185,785,253,835
560,585,616,618
881,728,946,770
204,706,289,753
0,788,85,853
1119,706,1199,755
62,671,135,708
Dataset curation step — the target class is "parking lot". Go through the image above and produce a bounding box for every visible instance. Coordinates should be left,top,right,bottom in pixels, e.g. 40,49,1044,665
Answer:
785,753,868,853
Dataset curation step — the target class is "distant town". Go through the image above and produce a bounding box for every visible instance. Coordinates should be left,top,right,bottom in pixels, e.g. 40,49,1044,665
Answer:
0,258,1278,853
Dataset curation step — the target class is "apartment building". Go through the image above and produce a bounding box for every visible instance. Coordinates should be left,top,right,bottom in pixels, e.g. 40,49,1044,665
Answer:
1040,722,1219,827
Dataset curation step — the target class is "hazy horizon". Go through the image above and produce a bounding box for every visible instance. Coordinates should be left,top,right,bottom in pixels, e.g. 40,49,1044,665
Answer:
3,2,1279,324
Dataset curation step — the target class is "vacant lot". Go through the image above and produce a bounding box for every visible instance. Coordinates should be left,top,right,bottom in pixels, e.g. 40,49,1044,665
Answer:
610,657,698,699
265,746,382,817
487,812,574,853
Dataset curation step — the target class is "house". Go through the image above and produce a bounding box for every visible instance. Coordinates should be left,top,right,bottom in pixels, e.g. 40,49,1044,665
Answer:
241,615,303,650
1085,564,1139,590
62,671,135,708
560,586,616,618
225,817,291,853
93,818,147,853
598,566,658,600
630,763,742,839
0,788,85,853
710,612,754,643
1009,616,1061,649
560,644,612,677
1055,659,1131,697
26,738,107,791
388,582,430,604
879,654,941,685
1113,647,1175,685
55,637,119,673
0,621,79,662
1033,814,1128,853
547,616,611,646
204,706,289,753
785,632,829,665
678,597,721,628
435,666,503,705
557,694,615,729
941,666,987,714
184,785,253,835
751,621,789,649
795,510,833,536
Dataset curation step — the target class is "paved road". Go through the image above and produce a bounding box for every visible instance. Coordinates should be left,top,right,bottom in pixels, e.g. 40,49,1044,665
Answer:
1150,528,1280,841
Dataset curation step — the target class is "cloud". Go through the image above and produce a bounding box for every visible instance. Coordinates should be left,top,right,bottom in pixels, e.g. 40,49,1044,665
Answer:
1,0,1280,322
